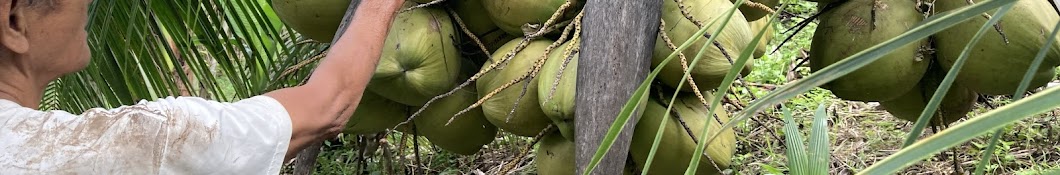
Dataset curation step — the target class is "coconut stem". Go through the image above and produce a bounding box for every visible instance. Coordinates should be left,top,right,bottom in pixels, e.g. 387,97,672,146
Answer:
545,30,582,103
447,8,493,57
279,51,328,80
398,0,577,129
399,0,448,14
411,123,422,174
659,20,715,116
742,1,776,15
499,124,554,175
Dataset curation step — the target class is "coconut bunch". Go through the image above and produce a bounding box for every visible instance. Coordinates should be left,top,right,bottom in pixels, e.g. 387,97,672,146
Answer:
272,0,769,168
808,0,1060,125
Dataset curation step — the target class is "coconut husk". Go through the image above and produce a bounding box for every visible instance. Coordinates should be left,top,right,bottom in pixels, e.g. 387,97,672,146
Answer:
538,40,578,141
880,63,978,126
934,0,1060,95
343,92,409,135
453,0,516,53
367,4,463,106
748,17,773,58
535,132,576,175
412,86,497,155
630,92,735,175
654,0,754,92
808,0,929,102
271,0,351,41
481,0,581,36
477,38,553,137
735,0,779,21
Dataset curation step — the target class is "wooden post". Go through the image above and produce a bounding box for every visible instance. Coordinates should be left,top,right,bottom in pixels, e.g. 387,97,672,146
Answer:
575,0,662,174
291,0,361,174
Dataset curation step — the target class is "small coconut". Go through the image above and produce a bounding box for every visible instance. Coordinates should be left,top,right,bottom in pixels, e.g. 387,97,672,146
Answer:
535,131,575,175
453,0,516,52
481,0,580,36
412,86,497,155
367,4,463,106
343,92,409,135
880,65,978,126
654,0,754,92
630,92,735,175
453,0,496,36
477,38,554,136
538,40,578,141
808,0,929,102
748,17,773,58
733,0,779,21
271,0,351,41
934,0,1060,95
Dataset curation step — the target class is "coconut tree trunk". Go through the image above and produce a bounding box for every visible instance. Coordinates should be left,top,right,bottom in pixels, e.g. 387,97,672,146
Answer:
291,1,361,175
574,0,662,174
1051,0,1060,14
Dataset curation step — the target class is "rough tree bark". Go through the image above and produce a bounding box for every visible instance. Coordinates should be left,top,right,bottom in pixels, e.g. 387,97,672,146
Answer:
575,0,662,174
291,0,361,175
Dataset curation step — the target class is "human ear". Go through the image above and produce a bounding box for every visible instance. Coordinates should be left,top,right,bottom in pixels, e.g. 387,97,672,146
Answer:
0,0,28,54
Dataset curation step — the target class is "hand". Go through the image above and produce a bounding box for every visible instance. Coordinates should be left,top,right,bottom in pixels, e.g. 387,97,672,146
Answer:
267,0,406,161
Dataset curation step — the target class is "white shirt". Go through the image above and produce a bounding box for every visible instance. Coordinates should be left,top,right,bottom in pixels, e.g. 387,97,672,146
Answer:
0,96,292,174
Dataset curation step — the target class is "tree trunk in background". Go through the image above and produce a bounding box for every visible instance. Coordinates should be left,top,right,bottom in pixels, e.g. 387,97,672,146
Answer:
291,1,361,174
574,0,662,174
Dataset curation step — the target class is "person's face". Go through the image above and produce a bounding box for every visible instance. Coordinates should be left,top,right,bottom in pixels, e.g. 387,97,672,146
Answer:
2,0,92,79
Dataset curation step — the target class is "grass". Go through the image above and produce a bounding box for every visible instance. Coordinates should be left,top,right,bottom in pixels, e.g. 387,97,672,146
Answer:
298,1,1060,174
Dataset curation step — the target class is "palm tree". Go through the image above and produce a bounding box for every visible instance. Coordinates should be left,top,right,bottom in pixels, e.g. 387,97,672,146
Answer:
44,0,328,112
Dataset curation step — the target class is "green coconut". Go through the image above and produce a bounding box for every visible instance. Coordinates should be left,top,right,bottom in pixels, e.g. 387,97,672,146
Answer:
733,0,779,21
808,0,929,102
535,132,575,175
453,0,517,53
630,92,736,175
538,41,578,141
654,0,754,92
271,0,351,41
367,5,463,106
453,0,496,36
343,92,409,135
934,0,1060,95
477,38,554,136
748,17,773,58
481,0,578,36
880,65,978,126
412,87,497,155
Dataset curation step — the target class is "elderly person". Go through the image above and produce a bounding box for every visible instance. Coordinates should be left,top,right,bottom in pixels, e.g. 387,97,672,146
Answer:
0,0,402,174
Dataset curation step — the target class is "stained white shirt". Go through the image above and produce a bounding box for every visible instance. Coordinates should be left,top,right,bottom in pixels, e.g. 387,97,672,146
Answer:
0,96,292,174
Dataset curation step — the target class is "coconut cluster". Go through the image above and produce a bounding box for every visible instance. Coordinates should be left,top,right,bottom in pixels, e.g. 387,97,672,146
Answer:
272,0,781,173
809,0,1060,126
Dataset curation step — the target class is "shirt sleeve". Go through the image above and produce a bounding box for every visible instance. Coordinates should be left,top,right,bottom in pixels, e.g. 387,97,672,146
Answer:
0,96,292,175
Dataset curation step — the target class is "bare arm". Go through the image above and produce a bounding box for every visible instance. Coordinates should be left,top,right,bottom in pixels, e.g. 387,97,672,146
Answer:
265,0,403,160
